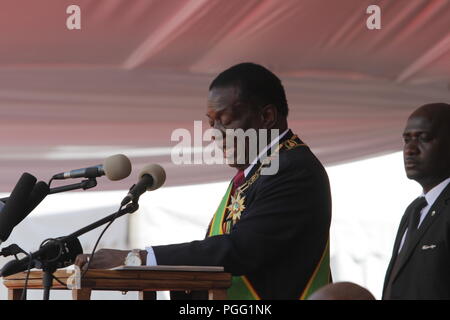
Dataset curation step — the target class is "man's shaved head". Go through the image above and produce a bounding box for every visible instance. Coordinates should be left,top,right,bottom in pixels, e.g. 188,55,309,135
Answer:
409,103,450,136
308,282,376,300
402,102,450,192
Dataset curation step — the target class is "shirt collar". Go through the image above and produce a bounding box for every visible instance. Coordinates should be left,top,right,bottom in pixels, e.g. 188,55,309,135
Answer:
244,128,290,178
422,176,450,208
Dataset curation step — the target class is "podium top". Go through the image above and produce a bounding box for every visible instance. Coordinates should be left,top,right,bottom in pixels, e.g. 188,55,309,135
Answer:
2,266,231,300
2,266,232,294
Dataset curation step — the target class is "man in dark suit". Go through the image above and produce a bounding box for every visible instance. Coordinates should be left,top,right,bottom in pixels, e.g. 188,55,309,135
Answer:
75,63,332,299
383,102,450,300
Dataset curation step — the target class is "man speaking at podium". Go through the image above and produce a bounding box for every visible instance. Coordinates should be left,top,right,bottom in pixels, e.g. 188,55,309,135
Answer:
75,63,332,300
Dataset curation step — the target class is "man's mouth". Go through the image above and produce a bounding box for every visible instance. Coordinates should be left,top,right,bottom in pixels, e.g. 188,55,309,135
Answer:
223,146,235,159
404,160,419,169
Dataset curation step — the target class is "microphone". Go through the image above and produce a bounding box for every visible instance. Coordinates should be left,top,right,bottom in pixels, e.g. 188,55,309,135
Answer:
0,237,83,277
121,164,166,206
52,154,132,181
0,173,37,243
14,181,50,228
0,181,50,240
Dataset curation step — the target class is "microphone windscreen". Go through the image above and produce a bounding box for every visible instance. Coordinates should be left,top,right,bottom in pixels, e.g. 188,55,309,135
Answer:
0,255,32,277
103,154,132,181
0,173,36,242
139,164,166,191
18,181,50,225
0,237,83,277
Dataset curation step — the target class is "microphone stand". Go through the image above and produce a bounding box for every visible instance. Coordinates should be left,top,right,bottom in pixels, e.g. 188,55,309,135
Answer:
0,178,97,203
0,179,140,300
0,202,139,300
48,178,98,195
37,202,139,300
62,202,139,243
0,244,27,259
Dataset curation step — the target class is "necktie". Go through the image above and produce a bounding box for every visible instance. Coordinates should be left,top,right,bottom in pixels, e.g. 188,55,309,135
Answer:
221,170,246,233
404,196,428,243
384,196,428,299
231,170,245,195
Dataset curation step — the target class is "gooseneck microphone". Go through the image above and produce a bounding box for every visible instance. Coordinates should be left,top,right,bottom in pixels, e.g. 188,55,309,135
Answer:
0,173,37,243
121,164,166,206
52,154,132,181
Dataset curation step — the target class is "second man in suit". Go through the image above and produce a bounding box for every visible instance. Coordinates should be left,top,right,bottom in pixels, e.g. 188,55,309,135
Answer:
383,102,450,299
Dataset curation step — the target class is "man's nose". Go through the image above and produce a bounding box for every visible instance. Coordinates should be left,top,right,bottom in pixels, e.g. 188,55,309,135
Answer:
404,139,419,156
212,121,226,133
210,125,225,144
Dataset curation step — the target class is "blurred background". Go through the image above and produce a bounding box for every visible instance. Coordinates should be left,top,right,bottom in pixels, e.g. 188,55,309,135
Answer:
0,0,449,299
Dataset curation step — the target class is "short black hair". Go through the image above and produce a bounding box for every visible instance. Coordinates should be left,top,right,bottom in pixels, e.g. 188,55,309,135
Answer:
416,102,450,136
209,62,289,117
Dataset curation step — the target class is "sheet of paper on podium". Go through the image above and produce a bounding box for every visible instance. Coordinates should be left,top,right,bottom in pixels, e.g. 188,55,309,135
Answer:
111,265,224,272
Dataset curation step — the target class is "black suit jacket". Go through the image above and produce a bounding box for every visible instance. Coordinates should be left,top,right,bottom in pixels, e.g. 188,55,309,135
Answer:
383,182,450,299
153,131,332,299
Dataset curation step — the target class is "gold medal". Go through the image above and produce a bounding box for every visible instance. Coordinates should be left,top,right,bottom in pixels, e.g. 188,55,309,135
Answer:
222,134,304,229
226,192,246,224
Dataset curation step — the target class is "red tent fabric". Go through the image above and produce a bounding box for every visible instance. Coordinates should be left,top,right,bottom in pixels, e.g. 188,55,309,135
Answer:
0,0,449,191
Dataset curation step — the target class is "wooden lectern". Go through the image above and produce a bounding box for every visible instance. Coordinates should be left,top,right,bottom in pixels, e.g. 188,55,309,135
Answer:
2,266,232,300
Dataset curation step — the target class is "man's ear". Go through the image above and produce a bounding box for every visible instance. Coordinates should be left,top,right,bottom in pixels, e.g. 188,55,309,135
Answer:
260,104,278,129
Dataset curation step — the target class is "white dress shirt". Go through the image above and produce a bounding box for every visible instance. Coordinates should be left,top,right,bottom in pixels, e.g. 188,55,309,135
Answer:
244,128,289,178
146,128,291,266
398,176,450,252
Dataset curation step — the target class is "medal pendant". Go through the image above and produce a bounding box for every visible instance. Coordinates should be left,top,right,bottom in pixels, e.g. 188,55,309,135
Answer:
226,191,246,224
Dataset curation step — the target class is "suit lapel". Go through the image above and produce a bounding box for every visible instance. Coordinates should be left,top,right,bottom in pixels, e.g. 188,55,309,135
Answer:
391,183,450,283
244,129,295,180
383,213,409,294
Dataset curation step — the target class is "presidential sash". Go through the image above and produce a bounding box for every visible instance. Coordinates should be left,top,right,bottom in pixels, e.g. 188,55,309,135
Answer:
207,182,260,299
